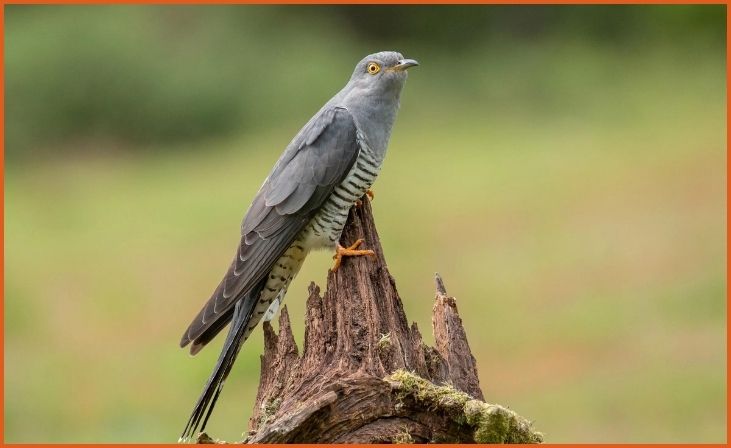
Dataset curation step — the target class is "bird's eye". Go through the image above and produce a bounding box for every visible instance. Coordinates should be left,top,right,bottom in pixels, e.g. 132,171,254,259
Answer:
367,62,381,75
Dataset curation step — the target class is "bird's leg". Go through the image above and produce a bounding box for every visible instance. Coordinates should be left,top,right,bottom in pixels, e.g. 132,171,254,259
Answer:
354,190,375,208
331,238,375,272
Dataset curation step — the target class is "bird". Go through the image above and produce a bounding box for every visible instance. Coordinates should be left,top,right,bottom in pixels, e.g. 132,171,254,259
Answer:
179,51,418,442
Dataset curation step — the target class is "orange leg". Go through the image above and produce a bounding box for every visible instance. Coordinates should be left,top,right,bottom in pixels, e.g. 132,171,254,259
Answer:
355,190,375,208
331,239,376,271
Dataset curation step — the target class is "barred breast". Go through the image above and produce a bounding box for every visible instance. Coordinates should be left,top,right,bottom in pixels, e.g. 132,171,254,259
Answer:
242,142,382,336
304,143,382,249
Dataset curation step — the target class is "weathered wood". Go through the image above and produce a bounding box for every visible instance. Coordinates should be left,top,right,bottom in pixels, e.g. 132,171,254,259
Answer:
432,273,484,401
199,197,542,444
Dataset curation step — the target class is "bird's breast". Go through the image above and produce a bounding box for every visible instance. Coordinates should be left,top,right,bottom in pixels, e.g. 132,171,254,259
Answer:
304,145,382,250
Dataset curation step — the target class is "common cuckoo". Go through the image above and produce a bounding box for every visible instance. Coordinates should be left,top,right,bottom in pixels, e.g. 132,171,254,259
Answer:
179,51,418,441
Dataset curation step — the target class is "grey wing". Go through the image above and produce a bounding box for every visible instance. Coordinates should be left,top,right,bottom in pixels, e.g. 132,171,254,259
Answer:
180,107,360,352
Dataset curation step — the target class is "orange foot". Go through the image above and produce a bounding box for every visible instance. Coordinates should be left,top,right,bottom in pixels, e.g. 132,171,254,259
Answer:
332,239,375,271
355,190,375,208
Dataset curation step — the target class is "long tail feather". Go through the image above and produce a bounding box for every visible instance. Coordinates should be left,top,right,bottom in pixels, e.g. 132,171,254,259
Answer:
179,294,257,442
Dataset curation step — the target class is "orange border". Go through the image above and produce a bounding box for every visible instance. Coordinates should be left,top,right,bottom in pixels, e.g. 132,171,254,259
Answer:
0,1,727,447
1,0,729,3
1,3,5,445
726,4,729,447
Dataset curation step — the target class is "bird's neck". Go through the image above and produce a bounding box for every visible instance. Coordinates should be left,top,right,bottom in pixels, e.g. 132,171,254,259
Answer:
341,90,402,162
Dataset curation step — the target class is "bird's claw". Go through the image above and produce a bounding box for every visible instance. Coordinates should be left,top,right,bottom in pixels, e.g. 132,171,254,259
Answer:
354,190,375,208
331,238,376,271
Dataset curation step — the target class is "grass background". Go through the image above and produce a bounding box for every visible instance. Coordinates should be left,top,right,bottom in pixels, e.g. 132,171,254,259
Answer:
4,5,727,443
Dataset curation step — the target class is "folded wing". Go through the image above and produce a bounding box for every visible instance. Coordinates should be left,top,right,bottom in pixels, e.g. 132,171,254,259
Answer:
180,107,360,352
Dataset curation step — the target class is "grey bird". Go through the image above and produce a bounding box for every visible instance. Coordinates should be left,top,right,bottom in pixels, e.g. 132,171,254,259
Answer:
179,51,418,441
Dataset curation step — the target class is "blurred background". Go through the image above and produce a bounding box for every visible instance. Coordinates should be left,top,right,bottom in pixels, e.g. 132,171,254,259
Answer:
4,5,726,443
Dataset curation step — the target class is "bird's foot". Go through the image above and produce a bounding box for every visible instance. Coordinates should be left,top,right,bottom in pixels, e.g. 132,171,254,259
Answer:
331,239,375,271
354,190,375,208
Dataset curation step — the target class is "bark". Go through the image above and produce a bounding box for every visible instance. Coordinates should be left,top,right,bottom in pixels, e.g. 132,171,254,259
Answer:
199,197,542,444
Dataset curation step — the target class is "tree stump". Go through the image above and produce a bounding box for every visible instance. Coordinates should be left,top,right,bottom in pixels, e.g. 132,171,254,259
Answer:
200,198,542,444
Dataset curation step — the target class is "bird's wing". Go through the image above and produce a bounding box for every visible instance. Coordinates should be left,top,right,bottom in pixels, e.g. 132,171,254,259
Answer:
180,107,360,351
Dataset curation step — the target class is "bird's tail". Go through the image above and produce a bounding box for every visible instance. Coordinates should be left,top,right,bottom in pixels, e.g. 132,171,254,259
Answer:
179,297,256,443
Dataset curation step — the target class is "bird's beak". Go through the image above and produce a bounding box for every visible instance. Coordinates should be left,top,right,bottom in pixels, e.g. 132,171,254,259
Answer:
390,59,419,72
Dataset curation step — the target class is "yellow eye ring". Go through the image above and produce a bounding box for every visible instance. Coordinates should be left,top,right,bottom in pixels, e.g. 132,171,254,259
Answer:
367,62,381,75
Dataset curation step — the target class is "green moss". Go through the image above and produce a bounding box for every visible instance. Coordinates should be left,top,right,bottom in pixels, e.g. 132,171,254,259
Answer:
389,369,471,413
464,399,544,443
392,426,415,444
386,370,543,444
465,400,508,443
257,397,282,427
376,332,392,352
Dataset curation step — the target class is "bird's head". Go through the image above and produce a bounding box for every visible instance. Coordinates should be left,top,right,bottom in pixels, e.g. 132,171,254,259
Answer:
347,51,419,95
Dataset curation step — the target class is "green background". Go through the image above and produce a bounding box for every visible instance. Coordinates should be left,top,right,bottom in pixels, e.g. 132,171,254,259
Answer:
4,5,727,443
